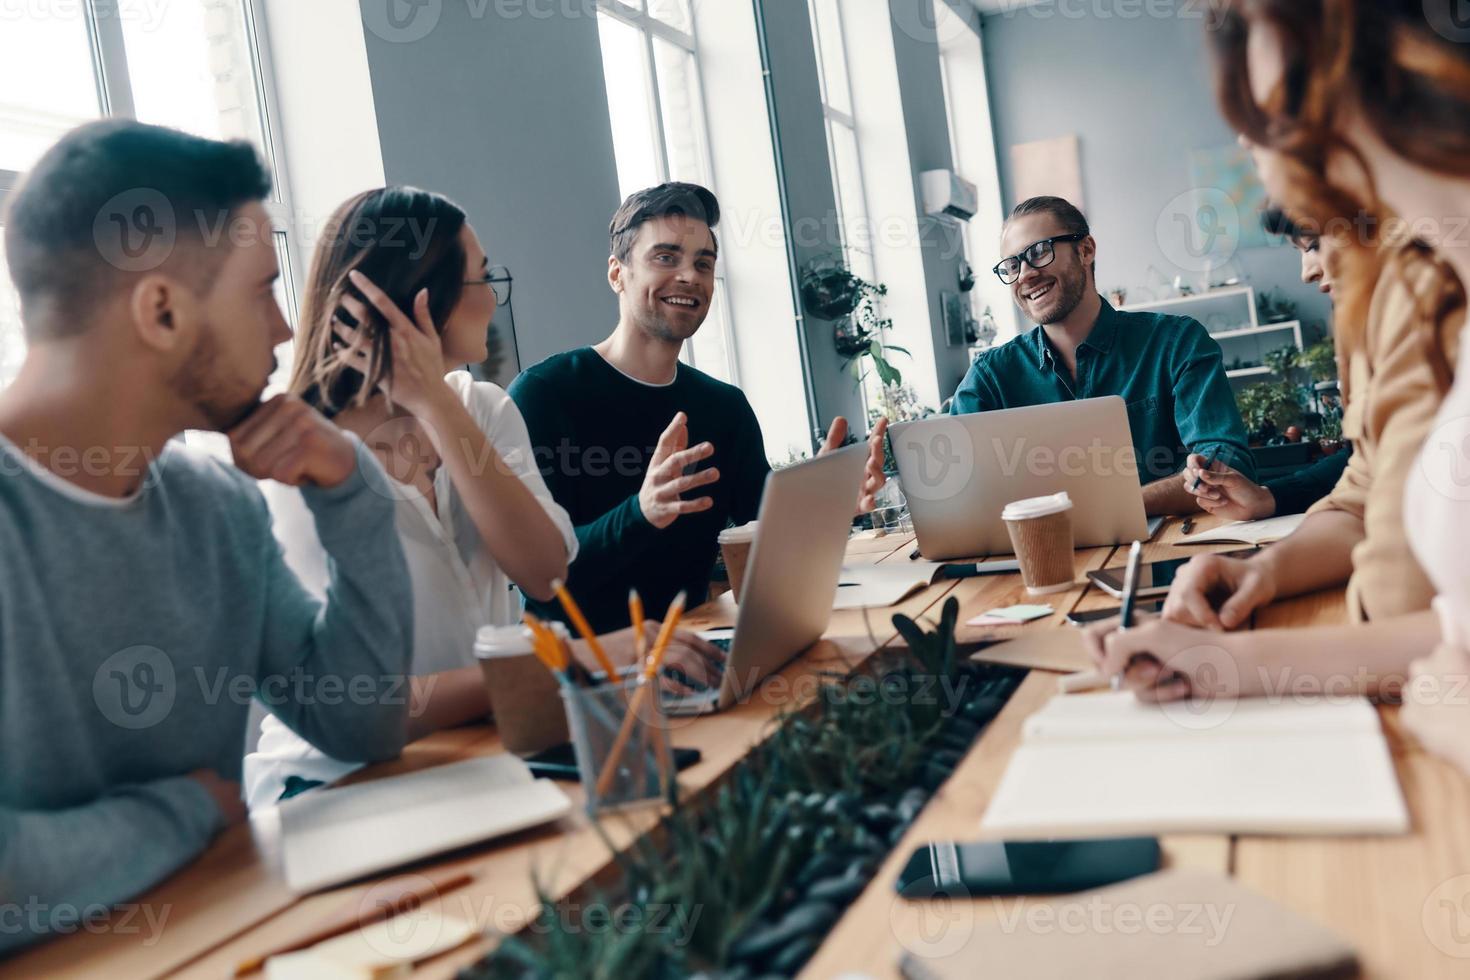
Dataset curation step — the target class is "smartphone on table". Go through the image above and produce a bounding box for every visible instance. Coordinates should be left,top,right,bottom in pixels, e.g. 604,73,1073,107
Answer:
1085,548,1256,601
1065,599,1164,626
523,742,702,781
895,837,1161,898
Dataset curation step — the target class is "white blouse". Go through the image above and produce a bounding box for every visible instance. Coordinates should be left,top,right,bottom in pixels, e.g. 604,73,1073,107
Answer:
243,372,577,808
1404,318,1470,642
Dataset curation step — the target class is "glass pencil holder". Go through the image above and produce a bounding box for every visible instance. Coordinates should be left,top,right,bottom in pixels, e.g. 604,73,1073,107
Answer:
560,675,675,814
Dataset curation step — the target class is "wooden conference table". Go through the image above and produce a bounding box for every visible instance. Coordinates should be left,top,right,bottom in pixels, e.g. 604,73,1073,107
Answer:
13,516,1470,979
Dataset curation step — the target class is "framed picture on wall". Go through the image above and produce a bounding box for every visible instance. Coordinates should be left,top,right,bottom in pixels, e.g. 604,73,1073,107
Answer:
942,291,971,348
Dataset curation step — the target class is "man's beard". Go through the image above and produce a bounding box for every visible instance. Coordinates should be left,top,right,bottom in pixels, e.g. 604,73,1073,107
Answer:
1034,270,1088,325
635,304,705,344
172,326,267,431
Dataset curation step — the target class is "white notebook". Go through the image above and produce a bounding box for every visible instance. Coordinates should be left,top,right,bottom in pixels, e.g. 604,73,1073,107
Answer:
279,754,571,893
1176,512,1307,546
982,691,1409,838
833,561,948,609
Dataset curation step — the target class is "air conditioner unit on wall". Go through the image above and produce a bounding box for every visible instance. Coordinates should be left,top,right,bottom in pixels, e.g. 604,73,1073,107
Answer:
921,169,978,222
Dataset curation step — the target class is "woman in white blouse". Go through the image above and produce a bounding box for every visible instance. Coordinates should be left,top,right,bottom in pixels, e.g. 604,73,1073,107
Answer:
245,188,723,806
1084,1,1470,773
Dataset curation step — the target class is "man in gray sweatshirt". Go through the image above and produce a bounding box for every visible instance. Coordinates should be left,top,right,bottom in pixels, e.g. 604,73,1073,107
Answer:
0,121,413,955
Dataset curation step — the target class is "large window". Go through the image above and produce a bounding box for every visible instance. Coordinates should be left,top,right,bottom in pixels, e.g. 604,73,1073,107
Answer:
595,0,736,386
809,0,875,284
0,0,300,390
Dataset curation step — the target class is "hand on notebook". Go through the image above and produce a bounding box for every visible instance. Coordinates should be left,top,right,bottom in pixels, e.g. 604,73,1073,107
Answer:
639,412,719,530
1082,614,1254,702
1162,553,1278,631
189,769,246,828
1182,453,1275,521
819,416,888,515
572,623,726,693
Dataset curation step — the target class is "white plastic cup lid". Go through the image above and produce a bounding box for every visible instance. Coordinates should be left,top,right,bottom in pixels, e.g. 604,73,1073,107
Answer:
718,520,759,544
1001,491,1073,522
474,622,568,658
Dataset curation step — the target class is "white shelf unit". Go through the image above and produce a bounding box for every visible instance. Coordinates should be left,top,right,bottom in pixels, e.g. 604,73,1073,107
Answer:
1121,286,1303,384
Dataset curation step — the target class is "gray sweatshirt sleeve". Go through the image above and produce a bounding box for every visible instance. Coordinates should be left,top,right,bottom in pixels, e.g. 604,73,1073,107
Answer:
0,776,220,955
253,441,415,763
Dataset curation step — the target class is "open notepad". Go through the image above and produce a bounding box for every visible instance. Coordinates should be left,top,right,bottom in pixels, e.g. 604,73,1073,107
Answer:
832,559,1021,610
832,561,951,610
982,691,1409,838
280,755,571,893
1175,512,1306,546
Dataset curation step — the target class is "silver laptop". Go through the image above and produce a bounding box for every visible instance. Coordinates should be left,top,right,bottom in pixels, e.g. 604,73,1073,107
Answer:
665,444,869,715
890,396,1148,561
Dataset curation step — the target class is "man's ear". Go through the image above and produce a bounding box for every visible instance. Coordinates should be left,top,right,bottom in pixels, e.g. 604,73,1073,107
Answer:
607,255,624,295
1078,235,1098,280
128,274,189,354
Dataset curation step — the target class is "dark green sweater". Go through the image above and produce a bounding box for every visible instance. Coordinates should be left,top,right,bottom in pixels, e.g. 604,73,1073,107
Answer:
509,348,770,633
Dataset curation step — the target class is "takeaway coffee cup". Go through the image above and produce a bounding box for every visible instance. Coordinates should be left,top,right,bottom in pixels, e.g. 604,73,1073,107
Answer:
474,623,570,755
718,521,758,603
1001,492,1076,596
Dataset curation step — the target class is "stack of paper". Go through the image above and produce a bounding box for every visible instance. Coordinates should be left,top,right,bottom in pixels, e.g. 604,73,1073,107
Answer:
983,691,1409,838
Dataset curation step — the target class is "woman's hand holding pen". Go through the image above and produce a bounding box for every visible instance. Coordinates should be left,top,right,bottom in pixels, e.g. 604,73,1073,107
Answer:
1081,614,1256,702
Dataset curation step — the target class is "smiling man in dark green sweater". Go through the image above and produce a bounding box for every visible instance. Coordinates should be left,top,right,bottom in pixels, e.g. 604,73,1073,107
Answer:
510,183,886,633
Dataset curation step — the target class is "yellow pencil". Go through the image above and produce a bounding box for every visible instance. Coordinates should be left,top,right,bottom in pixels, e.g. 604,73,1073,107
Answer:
595,591,688,798
629,589,647,666
643,591,686,681
522,612,565,673
552,578,619,682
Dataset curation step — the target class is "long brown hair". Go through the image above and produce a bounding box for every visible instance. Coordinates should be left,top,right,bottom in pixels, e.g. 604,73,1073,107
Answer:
1207,0,1468,390
289,187,468,415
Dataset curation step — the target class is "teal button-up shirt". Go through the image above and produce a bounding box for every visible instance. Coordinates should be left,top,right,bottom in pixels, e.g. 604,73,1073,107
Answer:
950,297,1256,483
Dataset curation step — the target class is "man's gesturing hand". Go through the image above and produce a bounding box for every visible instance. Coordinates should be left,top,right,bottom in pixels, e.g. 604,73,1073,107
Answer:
820,415,889,514
639,412,719,530
228,394,358,488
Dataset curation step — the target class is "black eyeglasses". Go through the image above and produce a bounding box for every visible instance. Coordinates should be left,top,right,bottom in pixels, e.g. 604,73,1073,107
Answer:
465,265,513,306
992,233,1086,284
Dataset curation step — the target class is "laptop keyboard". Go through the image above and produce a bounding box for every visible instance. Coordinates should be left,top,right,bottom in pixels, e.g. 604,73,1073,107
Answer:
664,637,729,693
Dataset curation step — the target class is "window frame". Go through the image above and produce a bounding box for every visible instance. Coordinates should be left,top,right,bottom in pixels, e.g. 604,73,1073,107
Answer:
594,0,740,385
809,0,876,280
0,0,305,316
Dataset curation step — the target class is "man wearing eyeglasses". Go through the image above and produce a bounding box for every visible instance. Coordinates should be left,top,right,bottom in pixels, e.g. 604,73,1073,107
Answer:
951,196,1254,515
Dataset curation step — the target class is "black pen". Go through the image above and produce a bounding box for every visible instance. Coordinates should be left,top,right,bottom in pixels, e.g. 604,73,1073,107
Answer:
1112,540,1144,691
1190,446,1222,492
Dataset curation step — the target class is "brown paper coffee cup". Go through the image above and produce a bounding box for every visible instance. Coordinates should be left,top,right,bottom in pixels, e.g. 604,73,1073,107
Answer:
1002,492,1076,596
718,521,758,603
475,624,569,755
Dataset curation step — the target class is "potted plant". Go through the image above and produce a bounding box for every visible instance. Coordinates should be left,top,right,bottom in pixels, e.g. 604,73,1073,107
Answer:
1262,344,1301,381
1256,288,1299,324
1237,379,1312,471
800,256,865,322
1300,337,1338,385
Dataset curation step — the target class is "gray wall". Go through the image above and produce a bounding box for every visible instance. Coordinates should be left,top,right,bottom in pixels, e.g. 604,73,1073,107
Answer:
358,1,623,377
980,4,1332,338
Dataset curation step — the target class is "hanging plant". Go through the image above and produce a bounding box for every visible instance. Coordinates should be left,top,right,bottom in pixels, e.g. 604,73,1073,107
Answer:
800,256,865,321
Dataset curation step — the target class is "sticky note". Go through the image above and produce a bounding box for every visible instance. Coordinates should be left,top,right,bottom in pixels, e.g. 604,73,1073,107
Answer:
967,604,1053,627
